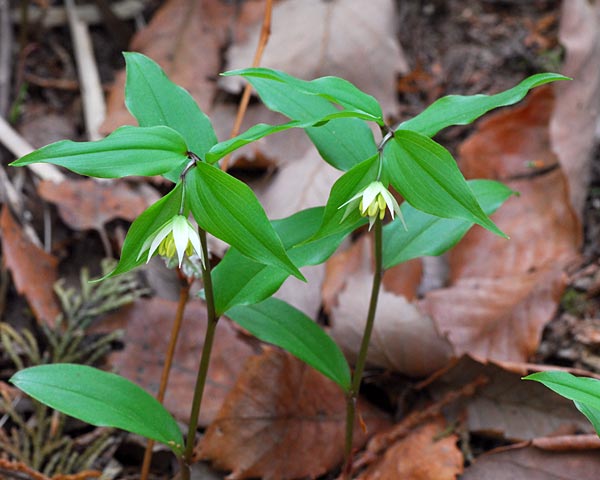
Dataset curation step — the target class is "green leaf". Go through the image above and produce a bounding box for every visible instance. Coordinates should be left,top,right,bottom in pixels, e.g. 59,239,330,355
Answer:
226,298,351,391
212,207,355,315
384,130,506,237
238,75,377,171
383,180,515,268
524,371,600,435
575,401,600,437
398,73,570,137
310,154,378,241
224,67,384,124
106,183,183,278
124,52,217,181
186,162,303,280
10,364,184,454
11,126,189,178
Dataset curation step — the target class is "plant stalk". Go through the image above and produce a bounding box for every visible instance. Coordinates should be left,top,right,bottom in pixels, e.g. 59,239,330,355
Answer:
141,275,191,480
181,228,220,479
342,218,383,478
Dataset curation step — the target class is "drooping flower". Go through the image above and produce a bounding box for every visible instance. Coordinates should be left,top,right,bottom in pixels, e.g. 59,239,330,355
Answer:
340,181,405,230
138,215,204,268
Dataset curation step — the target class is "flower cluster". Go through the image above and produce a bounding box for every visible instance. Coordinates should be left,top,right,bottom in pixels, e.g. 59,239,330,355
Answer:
340,181,404,230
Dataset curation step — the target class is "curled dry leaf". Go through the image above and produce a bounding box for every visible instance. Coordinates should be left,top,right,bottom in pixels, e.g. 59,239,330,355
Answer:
356,416,463,480
102,0,232,132
101,298,258,426
222,0,408,118
37,179,154,232
420,266,566,363
461,442,600,480
423,356,593,441
324,236,453,377
550,0,600,217
0,206,61,326
197,348,390,480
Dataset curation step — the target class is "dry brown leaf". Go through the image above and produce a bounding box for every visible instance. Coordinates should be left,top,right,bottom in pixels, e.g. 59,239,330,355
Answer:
423,356,593,441
357,417,463,480
101,298,258,426
197,348,390,480
324,236,452,377
421,267,566,363
550,0,600,217
37,179,153,232
0,206,61,326
221,0,408,118
101,0,232,133
461,443,600,480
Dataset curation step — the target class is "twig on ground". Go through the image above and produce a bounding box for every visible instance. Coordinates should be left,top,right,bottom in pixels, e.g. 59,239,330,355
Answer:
0,0,12,117
220,0,273,172
64,0,105,141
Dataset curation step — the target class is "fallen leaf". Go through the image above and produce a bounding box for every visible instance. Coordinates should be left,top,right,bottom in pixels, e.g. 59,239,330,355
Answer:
101,0,232,133
357,417,463,480
421,267,566,363
324,236,453,377
0,206,61,326
221,0,408,118
197,348,390,480
423,356,593,441
101,298,259,426
37,179,154,232
550,0,600,217
461,442,600,480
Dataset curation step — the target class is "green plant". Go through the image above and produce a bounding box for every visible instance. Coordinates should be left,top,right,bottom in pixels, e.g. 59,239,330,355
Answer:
8,51,567,479
524,371,600,436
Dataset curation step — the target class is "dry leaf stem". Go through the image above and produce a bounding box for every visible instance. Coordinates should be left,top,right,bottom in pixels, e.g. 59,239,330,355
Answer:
182,228,220,479
140,275,191,480
221,0,273,172
343,218,383,478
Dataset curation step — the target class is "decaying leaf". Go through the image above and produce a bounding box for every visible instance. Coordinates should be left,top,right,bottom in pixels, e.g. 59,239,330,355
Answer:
38,179,154,232
324,236,452,377
550,0,600,217
221,0,408,118
461,442,600,480
357,417,463,480
102,0,233,132
102,298,258,426
197,348,389,480
421,267,566,363
0,206,61,326
423,356,593,441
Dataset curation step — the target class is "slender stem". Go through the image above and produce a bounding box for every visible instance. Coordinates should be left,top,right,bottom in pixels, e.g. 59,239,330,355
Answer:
182,228,220,476
141,275,191,480
220,0,273,172
342,218,383,478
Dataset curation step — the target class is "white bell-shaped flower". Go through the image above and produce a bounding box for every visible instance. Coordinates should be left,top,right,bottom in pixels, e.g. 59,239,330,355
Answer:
340,181,405,230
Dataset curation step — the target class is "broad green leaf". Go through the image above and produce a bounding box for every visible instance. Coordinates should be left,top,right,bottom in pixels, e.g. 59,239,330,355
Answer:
524,371,600,414
10,364,184,454
124,52,217,181
186,162,303,280
575,401,600,437
226,298,351,391
206,109,380,165
224,67,384,124
398,73,569,137
384,130,506,237
241,75,377,171
383,180,515,268
106,183,183,278
212,207,356,315
309,154,378,241
11,126,188,178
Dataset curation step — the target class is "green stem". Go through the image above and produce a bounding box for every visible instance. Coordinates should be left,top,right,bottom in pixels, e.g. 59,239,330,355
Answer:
342,218,383,477
181,228,220,478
